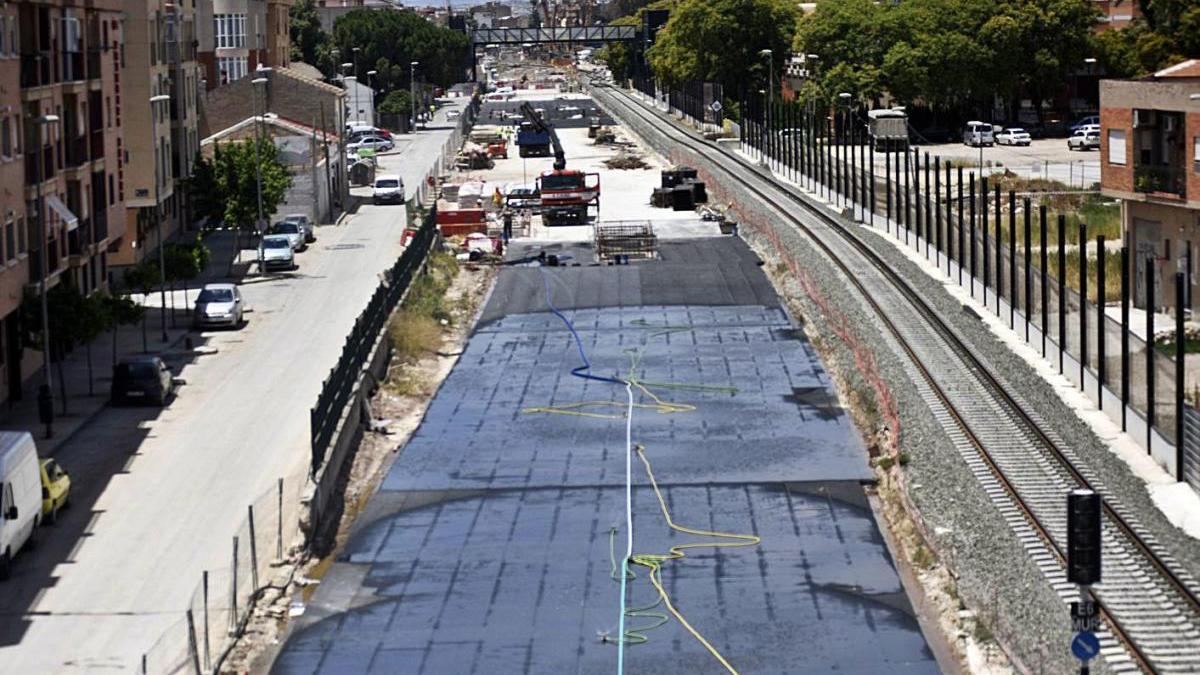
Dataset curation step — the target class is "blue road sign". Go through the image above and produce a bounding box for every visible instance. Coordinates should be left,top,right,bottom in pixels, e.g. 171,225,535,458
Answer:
1072,631,1101,661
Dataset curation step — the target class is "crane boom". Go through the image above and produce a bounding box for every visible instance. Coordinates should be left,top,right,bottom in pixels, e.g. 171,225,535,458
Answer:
519,102,566,170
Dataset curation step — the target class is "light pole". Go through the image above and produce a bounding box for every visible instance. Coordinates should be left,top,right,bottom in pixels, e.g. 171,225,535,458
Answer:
759,49,774,109
411,61,419,134
149,94,170,343
352,47,361,79
366,70,377,126
805,54,820,190
34,114,59,438
839,92,852,210
346,75,359,129
251,76,269,243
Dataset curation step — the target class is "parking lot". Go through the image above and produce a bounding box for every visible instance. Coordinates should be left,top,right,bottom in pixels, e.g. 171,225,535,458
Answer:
873,137,1101,187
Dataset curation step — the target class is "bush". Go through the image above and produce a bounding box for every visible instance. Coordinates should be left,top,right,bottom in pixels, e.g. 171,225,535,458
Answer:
389,310,442,363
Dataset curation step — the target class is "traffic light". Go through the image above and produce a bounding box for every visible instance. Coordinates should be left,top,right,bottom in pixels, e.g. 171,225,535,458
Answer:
1067,489,1102,585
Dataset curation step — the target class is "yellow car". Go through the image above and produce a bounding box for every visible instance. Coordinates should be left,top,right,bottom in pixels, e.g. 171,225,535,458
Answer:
40,458,70,523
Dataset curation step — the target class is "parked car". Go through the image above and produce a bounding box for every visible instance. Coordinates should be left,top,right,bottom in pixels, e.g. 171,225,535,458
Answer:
447,110,462,120
0,432,42,579
348,136,394,154
962,120,994,147
1070,115,1100,134
1067,128,1100,151
192,283,244,329
506,185,540,210
372,175,406,205
269,220,306,252
39,458,70,524
111,355,175,406
347,123,389,139
282,214,315,243
995,128,1032,146
258,234,296,272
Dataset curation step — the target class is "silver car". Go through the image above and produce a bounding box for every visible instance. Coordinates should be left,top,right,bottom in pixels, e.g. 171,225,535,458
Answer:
258,235,296,272
269,220,306,251
283,214,315,243
192,283,244,329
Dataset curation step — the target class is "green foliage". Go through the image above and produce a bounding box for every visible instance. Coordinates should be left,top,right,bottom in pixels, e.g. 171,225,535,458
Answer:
20,285,110,358
647,0,799,91
795,0,1100,113
162,238,210,283
598,0,672,83
327,9,469,92
289,0,328,65
378,89,413,116
188,139,293,233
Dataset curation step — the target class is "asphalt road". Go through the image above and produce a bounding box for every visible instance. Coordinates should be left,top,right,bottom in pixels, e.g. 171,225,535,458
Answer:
0,99,466,672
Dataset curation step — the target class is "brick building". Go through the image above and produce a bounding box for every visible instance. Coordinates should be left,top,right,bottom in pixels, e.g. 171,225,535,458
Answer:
10,0,127,404
196,0,292,91
110,0,202,271
1100,60,1200,311
199,66,348,221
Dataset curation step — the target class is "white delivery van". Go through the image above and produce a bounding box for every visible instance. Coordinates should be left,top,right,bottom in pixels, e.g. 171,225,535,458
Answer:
0,431,41,579
963,120,995,147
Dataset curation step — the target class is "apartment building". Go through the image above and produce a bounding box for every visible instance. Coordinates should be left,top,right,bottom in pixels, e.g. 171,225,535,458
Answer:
111,0,201,270
11,1,127,403
1100,60,1200,311
196,0,291,90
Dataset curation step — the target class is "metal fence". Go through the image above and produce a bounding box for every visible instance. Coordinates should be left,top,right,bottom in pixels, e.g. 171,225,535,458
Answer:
633,76,725,135
723,88,1196,487
309,206,439,473
140,472,307,674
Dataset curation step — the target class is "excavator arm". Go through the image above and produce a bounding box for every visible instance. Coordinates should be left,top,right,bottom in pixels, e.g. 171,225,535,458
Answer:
519,102,566,170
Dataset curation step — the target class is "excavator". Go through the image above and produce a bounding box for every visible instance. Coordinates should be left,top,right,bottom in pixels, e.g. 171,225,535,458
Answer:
519,102,600,226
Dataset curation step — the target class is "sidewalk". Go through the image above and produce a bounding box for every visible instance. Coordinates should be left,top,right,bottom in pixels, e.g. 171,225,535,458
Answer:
1,229,240,457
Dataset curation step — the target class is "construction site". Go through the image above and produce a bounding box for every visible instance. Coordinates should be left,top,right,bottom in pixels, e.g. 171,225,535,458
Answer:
266,60,945,674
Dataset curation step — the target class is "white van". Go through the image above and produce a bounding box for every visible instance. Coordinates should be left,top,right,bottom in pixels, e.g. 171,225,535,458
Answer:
963,121,994,147
0,432,42,579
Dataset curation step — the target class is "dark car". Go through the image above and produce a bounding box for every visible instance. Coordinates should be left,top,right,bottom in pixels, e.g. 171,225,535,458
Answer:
111,356,175,406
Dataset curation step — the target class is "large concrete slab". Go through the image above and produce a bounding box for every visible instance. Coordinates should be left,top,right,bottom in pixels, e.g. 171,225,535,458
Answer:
270,235,936,674
274,484,934,675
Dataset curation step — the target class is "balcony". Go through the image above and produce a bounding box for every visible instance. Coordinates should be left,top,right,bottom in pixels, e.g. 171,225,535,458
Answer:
94,209,108,244
23,146,55,186
65,135,89,169
86,49,102,81
1134,164,1186,198
90,129,105,160
20,52,53,88
61,51,84,83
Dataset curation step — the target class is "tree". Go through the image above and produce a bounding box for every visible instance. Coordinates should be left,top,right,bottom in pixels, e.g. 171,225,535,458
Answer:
377,90,413,116
189,139,293,235
647,0,799,92
20,285,111,408
326,10,469,92
289,0,328,65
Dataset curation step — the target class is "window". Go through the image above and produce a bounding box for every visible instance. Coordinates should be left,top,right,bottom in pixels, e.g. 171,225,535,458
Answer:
1,117,9,158
1108,129,1126,166
1194,136,1199,171
5,219,13,263
214,14,246,49
216,56,247,83
17,215,26,255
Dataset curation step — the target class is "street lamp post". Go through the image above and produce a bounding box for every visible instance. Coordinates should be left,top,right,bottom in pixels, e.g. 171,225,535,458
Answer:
366,70,377,126
345,75,359,128
34,114,59,438
805,54,820,190
149,94,170,343
251,76,269,244
839,92,852,209
759,49,774,109
411,61,419,134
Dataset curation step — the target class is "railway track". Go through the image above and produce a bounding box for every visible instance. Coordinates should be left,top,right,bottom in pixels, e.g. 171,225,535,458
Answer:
590,81,1200,673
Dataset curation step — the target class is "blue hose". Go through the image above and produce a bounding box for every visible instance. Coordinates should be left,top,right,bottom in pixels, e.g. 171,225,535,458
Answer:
540,267,625,385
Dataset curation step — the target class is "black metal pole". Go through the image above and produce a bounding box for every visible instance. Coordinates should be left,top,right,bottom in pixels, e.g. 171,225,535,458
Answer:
1148,262,1155,451
996,186,1003,316
947,162,953,279
885,147,892,230
904,147,911,245
914,148,922,247
1176,271,1185,482
1122,246,1130,431
1010,191,1017,328
935,157,942,266
982,176,990,304
869,139,875,227
1024,196,1032,341
1042,204,1049,357
1080,222,1088,388
1098,236,1107,409
958,167,965,286
925,153,932,259
1059,214,1067,374
970,173,976,293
